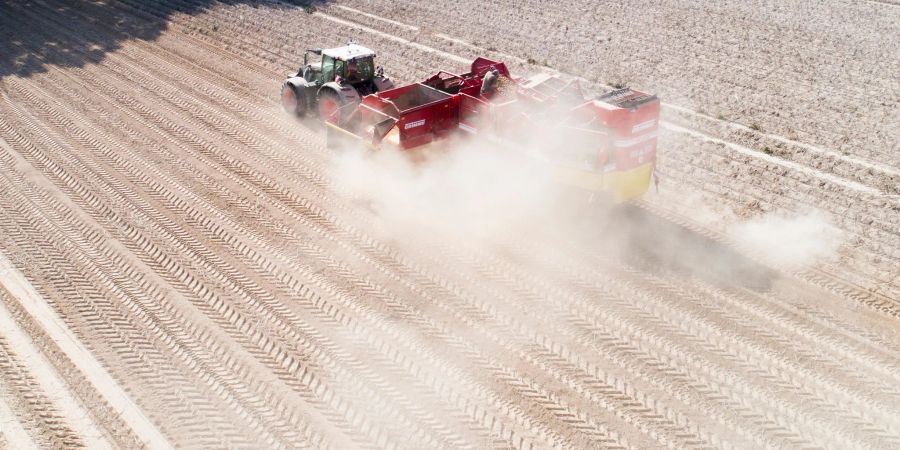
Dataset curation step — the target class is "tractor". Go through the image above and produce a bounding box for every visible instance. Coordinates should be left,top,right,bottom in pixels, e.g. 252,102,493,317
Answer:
281,43,394,123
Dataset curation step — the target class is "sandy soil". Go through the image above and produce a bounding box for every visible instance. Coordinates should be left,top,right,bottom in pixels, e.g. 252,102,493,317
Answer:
0,0,898,448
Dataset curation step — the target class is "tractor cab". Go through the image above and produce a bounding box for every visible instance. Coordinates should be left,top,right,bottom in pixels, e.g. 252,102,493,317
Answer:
303,44,377,87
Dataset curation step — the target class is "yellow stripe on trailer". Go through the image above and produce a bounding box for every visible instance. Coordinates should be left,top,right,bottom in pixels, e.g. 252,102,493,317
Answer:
612,163,654,202
553,165,612,191
553,162,654,202
325,122,380,151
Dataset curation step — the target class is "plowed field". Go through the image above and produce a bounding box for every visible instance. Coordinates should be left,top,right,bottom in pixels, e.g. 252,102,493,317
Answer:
1,1,898,449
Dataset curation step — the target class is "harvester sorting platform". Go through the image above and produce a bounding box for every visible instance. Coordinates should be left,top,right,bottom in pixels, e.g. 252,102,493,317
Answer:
281,44,660,202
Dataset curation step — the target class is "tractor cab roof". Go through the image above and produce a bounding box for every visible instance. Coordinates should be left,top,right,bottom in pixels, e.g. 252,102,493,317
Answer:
322,44,376,61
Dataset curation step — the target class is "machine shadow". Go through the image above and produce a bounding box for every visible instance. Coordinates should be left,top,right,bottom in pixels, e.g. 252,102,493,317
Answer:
0,0,330,79
588,204,777,292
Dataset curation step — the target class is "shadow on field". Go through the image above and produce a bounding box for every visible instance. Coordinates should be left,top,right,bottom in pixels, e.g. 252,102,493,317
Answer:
0,0,330,78
594,204,777,292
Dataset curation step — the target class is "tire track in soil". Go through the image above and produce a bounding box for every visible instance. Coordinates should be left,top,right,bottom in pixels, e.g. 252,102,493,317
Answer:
0,335,88,449
0,75,388,448
0,112,306,449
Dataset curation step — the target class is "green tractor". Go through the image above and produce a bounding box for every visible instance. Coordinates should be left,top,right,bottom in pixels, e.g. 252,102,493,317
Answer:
281,43,394,124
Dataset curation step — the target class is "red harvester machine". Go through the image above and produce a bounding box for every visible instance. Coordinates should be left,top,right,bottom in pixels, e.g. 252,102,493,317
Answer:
285,45,660,202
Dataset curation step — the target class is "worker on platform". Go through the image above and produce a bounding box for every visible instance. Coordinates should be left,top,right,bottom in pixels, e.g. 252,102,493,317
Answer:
481,66,500,97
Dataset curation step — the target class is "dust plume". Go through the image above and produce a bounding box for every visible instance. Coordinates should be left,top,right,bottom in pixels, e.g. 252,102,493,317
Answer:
329,137,572,247
728,209,844,269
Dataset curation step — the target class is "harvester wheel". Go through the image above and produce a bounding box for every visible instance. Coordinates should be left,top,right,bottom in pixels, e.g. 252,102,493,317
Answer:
317,89,343,125
281,84,305,117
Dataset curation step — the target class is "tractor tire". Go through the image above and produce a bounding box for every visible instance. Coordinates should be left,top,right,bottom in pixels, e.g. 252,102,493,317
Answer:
281,83,305,117
317,89,344,125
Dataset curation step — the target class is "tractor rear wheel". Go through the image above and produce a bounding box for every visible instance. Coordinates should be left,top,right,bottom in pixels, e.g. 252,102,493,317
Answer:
317,89,343,125
281,84,305,117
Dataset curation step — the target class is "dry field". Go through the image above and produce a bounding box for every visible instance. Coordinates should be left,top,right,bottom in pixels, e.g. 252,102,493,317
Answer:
0,0,898,449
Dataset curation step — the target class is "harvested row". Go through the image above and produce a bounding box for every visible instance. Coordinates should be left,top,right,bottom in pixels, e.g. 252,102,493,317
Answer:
0,104,311,448
2,14,366,446
0,326,85,449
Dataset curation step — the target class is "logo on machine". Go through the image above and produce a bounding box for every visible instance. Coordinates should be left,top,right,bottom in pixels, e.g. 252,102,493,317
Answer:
404,119,426,130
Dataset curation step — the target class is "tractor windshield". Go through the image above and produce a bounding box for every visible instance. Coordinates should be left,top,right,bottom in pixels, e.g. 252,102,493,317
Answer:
346,56,375,83
322,55,337,82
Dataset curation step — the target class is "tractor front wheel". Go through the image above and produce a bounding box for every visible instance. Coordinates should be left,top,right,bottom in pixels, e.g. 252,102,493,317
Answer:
281,84,305,117
317,89,343,125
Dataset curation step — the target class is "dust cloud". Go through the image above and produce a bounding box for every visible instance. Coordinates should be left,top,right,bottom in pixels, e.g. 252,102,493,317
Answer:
728,209,844,269
329,137,573,247
326,112,844,287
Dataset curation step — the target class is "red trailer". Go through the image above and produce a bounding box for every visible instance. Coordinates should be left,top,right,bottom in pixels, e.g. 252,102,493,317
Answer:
323,57,660,202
